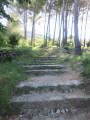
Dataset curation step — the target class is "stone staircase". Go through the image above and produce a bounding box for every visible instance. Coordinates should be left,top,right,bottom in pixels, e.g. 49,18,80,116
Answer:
10,57,90,120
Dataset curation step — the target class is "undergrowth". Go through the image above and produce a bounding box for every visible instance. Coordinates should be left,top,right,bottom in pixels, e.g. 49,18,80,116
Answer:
0,47,40,114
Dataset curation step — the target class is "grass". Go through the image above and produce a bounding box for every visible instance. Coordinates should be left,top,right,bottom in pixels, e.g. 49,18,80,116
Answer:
0,47,41,114
52,47,90,82
81,54,90,80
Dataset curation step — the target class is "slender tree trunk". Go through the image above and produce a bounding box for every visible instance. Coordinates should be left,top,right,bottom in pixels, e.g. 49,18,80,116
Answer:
44,12,46,41
45,12,50,47
62,0,65,46
31,11,35,46
45,0,51,47
58,8,61,48
25,4,27,40
48,11,51,41
53,0,58,46
67,4,71,31
80,7,84,42
84,4,89,47
24,4,27,40
44,1,48,42
74,0,82,55
70,15,73,42
24,8,26,39
64,0,68,46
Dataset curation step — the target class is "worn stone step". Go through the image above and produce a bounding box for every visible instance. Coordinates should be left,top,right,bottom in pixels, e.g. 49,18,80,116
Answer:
17,75,82,88
11,90,90,110
8,110,90,120
26,69,65,75
35,57,57,60
23,64,64,70
32,112,90,120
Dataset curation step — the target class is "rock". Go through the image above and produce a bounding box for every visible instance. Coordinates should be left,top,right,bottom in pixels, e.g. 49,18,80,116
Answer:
51,110,55,117
0,116,2,119
56,109,60,114
71,109,77,114
66,108,69,112
19,115,23,118
61,109,66,114
70,89,73,92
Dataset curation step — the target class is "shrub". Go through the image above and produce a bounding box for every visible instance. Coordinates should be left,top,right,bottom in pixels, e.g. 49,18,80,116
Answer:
64,45,69,51
82,57,90,79
9,33,21,47
0,32,5,46
87,41,90,47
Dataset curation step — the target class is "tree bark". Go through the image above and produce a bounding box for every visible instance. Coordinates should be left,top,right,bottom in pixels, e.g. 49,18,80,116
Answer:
24,4,27,40
31,11,35,46
45,0,51,47
58,8,61,48
74,0,82,55
53,0,59,46
62,0,65,46
84,3,89,47
80,7,84,42
64,0,68,46
70,15,73,41
24,7,26,39
44,11,46,42
25,4,27,40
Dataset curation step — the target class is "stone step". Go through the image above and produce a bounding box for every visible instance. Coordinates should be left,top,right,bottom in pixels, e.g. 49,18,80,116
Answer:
8,111,90,120
11,90,90,110
35,57,57,60
23,64,64,70
26,69,65,75
17,75,82,88
32,112,90,120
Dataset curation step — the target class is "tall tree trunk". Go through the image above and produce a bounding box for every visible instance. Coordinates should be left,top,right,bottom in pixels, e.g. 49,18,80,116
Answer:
31,11,35,46
62,0,65,46
80,7,84,42
45,12,50,47
24,4,27,40
74,0,82,55
24,8,26,39
67,4,71,31
58,8,61,48
70,15,73,42
84,3,89,47
53,0,58,46
44,1,48,42
64,0,68,46
44,12,46,41
45,0,51,47
48,11,51,41
25,4,27,40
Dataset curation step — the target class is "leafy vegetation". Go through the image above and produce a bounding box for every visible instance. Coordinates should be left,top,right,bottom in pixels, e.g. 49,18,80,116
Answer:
82,55,90,79
9,33,21,47
0,47,40,111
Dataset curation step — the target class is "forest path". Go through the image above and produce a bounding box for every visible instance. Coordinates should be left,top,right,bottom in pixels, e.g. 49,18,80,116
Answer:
9,49,90,120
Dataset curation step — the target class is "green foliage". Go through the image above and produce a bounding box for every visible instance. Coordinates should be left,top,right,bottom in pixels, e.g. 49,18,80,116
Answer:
0,23,7,33
0,47,39,113
0,0,12,20
17,0,31,4
0,32,5,45
9,33,21,47
87,41,90,47
82,56,90,79
63,45,69,51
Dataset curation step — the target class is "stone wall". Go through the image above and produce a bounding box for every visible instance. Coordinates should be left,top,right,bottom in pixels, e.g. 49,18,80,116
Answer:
0,50,19,62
